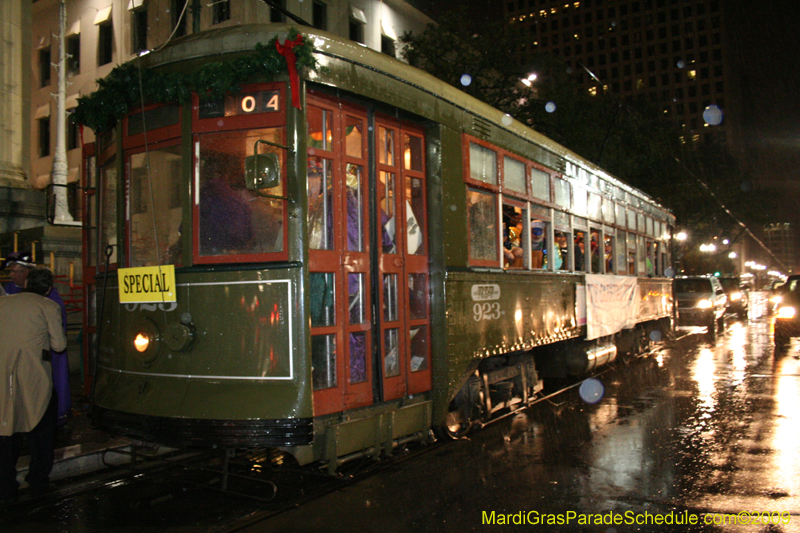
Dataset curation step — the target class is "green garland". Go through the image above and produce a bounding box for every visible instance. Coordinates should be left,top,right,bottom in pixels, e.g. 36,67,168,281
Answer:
73,29,318,132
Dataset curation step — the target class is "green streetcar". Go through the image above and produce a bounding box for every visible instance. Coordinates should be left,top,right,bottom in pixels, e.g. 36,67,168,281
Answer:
81,24,674,471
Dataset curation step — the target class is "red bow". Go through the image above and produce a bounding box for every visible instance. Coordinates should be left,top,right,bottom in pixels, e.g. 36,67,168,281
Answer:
276,35,304,109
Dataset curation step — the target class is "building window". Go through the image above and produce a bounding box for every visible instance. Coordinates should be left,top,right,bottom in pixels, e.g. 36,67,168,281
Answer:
98,22,113,65
270,0,286,23
132,8,147,54
350,19,364,44
172,0,187,38
313,0,327,30
213,0,230,24
66,35,80,76
381,35,395,57
39,117,50,158
39,48,51,87
67,111,79,151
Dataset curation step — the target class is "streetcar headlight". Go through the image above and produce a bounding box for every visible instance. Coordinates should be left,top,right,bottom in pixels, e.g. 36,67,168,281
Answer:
697,299,713,309
134,332,151,353
777,306,797,320
729,292,742,301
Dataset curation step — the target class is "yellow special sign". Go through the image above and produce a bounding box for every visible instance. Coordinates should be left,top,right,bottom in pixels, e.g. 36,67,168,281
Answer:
118,265,176,303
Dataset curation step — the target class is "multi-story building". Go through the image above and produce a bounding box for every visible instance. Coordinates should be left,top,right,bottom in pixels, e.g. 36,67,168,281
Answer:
765,223,796,274
504,0,734,148
29,0,433,215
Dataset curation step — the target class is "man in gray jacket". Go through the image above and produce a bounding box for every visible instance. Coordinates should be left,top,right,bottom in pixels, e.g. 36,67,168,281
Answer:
0,267,67,502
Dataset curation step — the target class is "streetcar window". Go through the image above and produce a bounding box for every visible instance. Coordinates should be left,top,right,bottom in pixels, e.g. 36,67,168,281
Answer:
345,115,364,158
588,229,601,273
346,163,364,252
604,235,614,273
554,230,569,270
308,106,332,150
99,158,118,266
384,328,400,377
617,230,628,275
311,334,337,390
503,205,524,269
588,193,601,220
379,126,395,165
531,219,550,270
406,177,425,255
469,142,497,185
646,240,657,276
530,167,550,202
637,235,646,275
129,144,183,266
309,156,334,250
350,332,367,384
504,156,526,194
574,230,586,271
348,273,366,325
467,188,498,263
572,186,587,216
408,274,427,319
379,170,397,254
383,273,398,322
198,128,285,258
615,203,626,227
554,177,570,209
626,233,636,275
403,133,423,172
409,325,428,372
310,272,335,327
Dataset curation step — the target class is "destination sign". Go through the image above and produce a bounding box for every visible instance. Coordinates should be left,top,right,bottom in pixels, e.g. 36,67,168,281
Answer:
118,265,176,304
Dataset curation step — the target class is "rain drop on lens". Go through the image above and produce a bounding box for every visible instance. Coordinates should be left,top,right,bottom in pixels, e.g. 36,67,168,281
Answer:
650,330,662,342
703,104,723,126
579,378,604,404
545,101,557,113
677,60,685,69
460,74,472,87
501,114,513,126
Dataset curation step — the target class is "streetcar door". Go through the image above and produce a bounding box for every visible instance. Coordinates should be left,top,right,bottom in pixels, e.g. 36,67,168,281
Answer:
375,118,432,401
308,95,373,416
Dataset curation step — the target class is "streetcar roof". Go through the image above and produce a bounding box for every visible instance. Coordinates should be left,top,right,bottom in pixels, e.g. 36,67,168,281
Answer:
141,23,674,223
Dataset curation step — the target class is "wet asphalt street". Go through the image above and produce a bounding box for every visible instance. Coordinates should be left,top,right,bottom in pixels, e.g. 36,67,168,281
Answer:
240,294,800,533
4,294,800,532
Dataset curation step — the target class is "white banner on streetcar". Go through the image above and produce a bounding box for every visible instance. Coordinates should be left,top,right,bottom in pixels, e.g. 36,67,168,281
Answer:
585,274,639,341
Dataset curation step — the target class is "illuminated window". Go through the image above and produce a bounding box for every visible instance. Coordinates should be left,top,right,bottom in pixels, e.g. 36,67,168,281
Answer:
688,70,697,80
589,86,597,96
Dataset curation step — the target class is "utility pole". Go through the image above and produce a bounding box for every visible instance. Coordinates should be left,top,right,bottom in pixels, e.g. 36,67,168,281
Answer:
51,0,74,223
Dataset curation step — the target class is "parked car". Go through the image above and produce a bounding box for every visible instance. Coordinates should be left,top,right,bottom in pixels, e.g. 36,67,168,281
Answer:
674,275,728,339
717,275,748,320
774,276,800,347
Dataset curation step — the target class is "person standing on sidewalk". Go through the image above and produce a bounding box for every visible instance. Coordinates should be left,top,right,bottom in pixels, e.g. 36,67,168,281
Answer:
0,267,67,501
3,252,71,430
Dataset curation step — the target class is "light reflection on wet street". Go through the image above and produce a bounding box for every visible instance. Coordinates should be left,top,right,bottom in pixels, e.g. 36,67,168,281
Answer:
5,295,800,532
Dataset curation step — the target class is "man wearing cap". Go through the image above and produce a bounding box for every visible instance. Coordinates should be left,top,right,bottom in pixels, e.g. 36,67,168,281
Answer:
3,253,71,431
0,267,67,501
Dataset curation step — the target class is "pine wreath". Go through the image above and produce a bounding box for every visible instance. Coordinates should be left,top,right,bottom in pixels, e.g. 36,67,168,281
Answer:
73,29,317,132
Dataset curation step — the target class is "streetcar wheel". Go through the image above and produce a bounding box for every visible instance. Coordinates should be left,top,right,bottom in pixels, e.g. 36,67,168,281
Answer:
441,410,471,439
